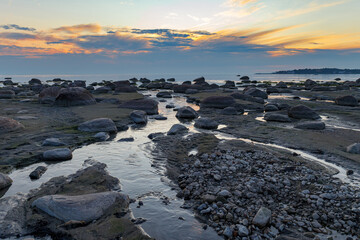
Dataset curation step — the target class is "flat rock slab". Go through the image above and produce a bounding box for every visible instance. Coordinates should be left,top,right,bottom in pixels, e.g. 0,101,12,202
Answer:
32,192,129,222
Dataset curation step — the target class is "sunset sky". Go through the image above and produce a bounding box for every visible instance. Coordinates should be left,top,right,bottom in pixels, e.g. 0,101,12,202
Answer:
0,0,359,74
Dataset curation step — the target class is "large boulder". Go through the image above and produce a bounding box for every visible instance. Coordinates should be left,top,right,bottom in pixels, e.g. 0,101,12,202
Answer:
78,118,117,133
119,99,158,115
0,90,15,99
0,117,25,134
0,173,12,190
295,121,325,130
32,192,129,222
39,86,61,104
288,105,320,120
244,88,268,99
264,113,291,122
176,106,199,119
201,96,236,109
167,124,188,135
54,87,96,106
43,148,73,161
335,96,358,107
194,118,219,130
346,143,360,154
130,110,148,124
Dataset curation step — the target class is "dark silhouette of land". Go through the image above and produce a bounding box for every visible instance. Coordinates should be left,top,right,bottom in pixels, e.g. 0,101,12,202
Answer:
271,68,360,74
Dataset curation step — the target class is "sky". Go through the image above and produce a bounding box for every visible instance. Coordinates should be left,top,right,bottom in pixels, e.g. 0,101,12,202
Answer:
0,0,359,75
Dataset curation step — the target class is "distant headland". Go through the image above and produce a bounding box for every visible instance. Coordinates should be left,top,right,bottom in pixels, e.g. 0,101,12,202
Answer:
269,68,360,74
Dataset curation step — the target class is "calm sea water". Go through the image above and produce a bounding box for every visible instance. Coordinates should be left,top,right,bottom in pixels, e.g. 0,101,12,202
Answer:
1,73,360,84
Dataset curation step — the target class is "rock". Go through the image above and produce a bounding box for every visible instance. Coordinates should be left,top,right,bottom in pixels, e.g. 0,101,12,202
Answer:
0,173,12,190
221,107,238,115
264,104,279,112
335,96,358,107
253,207,271,227
244,88,268,99
148,132,163,139
94,86,111,94
43,148,72,161
154,116,167,120
276,81,287,88
305,79,317,90
201,96,236,109
54,87,96,106
42,138,66,146
166,104,175,109
288,105,320,120
193,77,205,83
264,113,291,122
194,118,219,130
176,106,199,119
156,91,172,98
173,84,192,93
38,86,61,104
118,137,134,142
130,110,148,124
119,99,159,115
240,76,250,80
223,226,233,238
29,78,41,85
29,166,47,180
0,90,15,99
78,118,117,133
167,78,175,82
0,117,25,134
218,190,231,198
346,143,360,154
114,85,137,93
32,192,129,222
202,194,216,203
167,124,188,135
73,80,86,88
230,92,264,104
93,132,110,141
295,121,325,130
237,224,249,237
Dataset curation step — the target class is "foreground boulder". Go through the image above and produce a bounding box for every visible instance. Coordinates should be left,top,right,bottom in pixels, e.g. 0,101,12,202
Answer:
168,124,188,135
176,106,199,119
288,105,320,120
78,118,117,133
119,99,159,115
33,192,129,222
0,173,12,190
43,148,72,161
130,110,148,124
346,143,360,154
194,118,219,130
0,116,25,134
54,87,96,106
294,121,325,130
335,96,358,107
39,86,61,104
201,96,236,109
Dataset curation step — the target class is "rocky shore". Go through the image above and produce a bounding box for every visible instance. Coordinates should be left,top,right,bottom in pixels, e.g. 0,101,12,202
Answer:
1,75,360,239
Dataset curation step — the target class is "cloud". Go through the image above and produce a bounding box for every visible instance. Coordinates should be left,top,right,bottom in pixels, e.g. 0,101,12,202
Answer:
53,24,102,34
0,24,36,32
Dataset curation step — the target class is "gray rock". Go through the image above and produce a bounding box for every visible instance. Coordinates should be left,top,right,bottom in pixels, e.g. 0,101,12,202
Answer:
55,87,96,106
253,207,271,227
288,105,320,120
167,124,188,135
78,118,117,133
218,190,231,198
130,110,148,124
0,173,12,190
156,91,172,98
32,192,129,222
43,148,72,161
295,121,325,130
29,166,47,180
42,138,66,146
264,104,279,112
335,96,358,107
264,113,291,122
237,224,249,237
118,137,134,142
93,132,110,141
346,143,360,154
176,106,199,119
194,118,219,130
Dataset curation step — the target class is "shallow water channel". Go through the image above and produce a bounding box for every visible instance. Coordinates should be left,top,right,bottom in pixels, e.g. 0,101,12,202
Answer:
4,91,359,239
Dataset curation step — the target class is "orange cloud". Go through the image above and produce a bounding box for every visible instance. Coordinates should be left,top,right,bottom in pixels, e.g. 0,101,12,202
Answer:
53,24,102,34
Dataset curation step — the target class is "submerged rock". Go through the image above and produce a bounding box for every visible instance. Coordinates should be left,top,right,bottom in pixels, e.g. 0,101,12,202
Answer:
78,118,117,133
32,192,129,222
43,148,72,161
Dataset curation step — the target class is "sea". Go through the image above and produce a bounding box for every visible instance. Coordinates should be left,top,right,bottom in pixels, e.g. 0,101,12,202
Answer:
1,73,360,84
